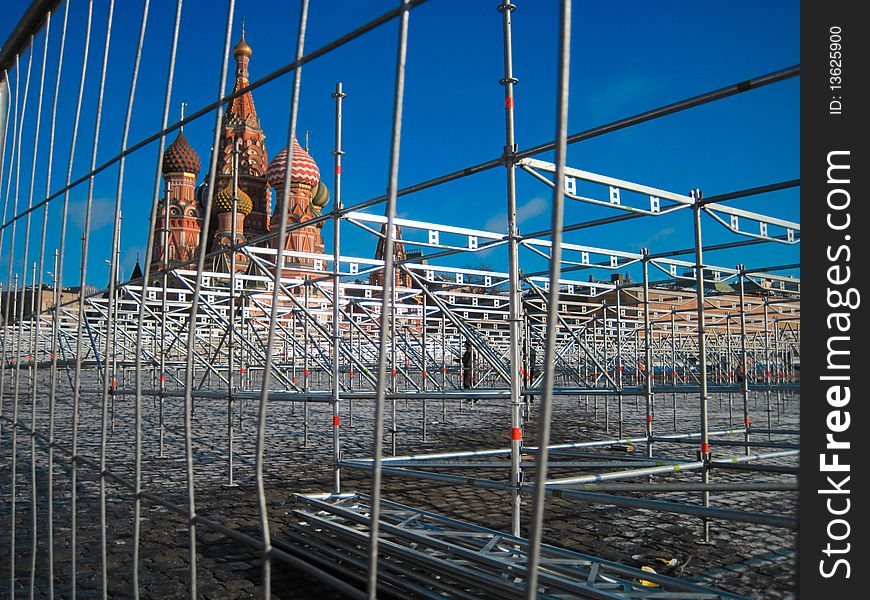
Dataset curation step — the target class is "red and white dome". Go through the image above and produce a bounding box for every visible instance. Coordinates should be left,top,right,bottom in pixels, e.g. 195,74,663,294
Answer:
267,137,320,193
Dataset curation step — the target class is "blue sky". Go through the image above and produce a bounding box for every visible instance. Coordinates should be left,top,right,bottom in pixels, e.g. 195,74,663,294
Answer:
1,0,799,288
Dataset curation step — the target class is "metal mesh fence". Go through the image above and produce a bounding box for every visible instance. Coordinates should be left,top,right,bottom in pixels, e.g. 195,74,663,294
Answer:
0,1,799,598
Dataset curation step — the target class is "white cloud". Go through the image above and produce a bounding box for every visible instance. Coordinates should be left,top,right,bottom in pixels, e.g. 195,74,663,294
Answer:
484,196,549,233
69,197,118,232
636,226,676,249
583,74,663,120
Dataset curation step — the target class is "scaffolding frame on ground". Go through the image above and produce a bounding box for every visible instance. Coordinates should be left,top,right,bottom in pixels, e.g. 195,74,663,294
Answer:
0,1,798,599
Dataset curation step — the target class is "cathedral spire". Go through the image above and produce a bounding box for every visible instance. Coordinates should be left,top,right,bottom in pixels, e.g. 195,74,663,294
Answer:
232,21,252,79
213,23,270,242
227,24,258,129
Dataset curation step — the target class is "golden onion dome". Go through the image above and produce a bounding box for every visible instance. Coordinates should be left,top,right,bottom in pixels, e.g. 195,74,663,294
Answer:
232,28,252,58
214,182,252,215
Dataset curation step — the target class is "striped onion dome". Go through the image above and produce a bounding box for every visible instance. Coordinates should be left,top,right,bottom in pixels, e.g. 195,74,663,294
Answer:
162,131,201,175
213,181,252,215
311,181,330,208
267,137,320,195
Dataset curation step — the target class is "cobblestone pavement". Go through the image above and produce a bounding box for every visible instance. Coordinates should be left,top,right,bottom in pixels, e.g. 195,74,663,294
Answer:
0,370,798,598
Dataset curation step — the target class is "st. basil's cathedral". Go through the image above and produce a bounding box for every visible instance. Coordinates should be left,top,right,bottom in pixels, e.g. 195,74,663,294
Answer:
149,27,330,277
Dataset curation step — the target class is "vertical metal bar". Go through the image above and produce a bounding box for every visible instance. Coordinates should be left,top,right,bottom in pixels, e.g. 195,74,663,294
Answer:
71,5,114,596
726,315,733,425
0,57,24,453
440,313,446,422
348,317,354,427
498,0,525,538
592,314,598,419
30,28,61,564
633,325,639,407
763,297,771,438
110,218,120,435
692,192,711,543
774,317,781,422
642,253,653,458
19,16,51,600
2,51,31,599
228,138,240,486
671,308,677,431
367,1,410,596
132,1,185,596
525,0,570,594
615,285,623,437
331,81,345,494
0,68,19,436
255,1,308,596
603,303,609,432
303,276,310,448
158,176,169,458
8,272,22,599
390,288,397,455
42,2,83,594
95,3,149,598
47,250,59,597
0,72,9,181
737,266,750,456
421,290,427,442
1,32,33,600
172,0,236,593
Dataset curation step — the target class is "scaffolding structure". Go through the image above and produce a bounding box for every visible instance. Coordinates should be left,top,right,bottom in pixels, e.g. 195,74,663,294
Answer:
0,1,799,599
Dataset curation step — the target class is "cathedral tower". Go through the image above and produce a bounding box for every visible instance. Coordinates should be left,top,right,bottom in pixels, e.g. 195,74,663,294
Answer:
266,137,330,277
152,130,202,271
212,26,270,243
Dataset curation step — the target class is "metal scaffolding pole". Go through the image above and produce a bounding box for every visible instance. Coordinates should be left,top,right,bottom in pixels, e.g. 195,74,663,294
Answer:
421,290,428,442
726,314,733,425
763,297,772,439
331,81,345,494
498,0,524,539
227,137,240,487
603,302,610,432
616,286,623,437
642,252,653,457
366,1,411,595
692,190,712,543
